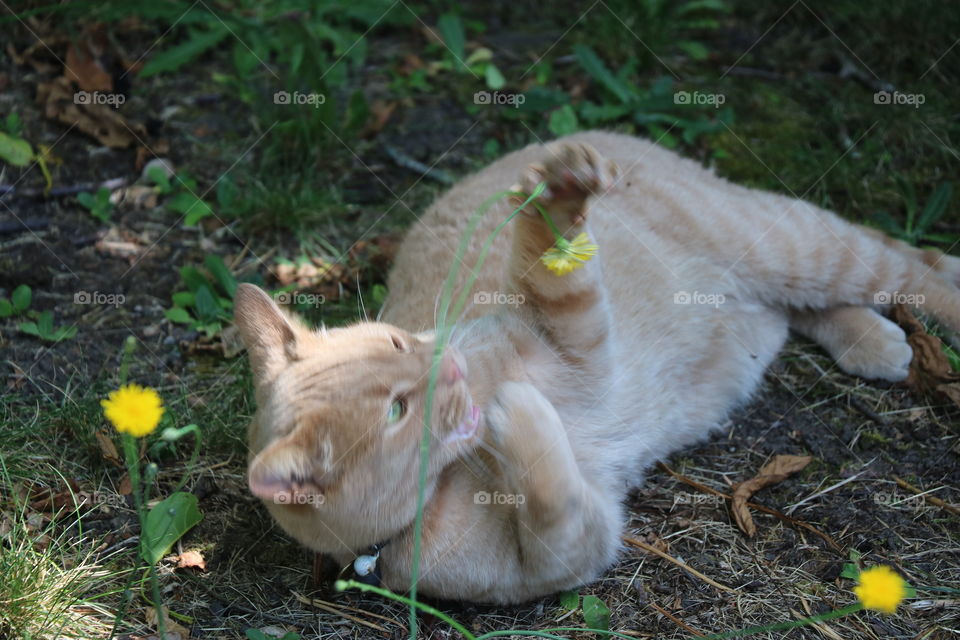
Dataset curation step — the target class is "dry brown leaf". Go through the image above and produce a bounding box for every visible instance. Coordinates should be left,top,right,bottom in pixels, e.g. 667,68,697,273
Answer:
731,454,812,537
361,99,398,137
36,76,145,148
116,474,133,496
65,35,113,92
176,549,206,571
891,304,960,408
94,429,122,467
144,606,189,639
111,184,159,211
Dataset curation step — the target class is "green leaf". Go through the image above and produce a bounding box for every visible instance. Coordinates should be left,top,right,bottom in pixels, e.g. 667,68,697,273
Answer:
677,40,709,60
0,298,12,317
840,563,861,580
558,590,580,611
171,291,196,308
147,165,173,193
77,192,96,210
916,182,953,235
582,595,610,631
216,175,238,209
574,44,634,104
11,284,31,313
141,492,202,564
180,265,209,293
548,104,579,137
140,27,230,77
5,112,22,137
165,306,194,324
168,192,214,226
437,14,466,66
193,285,221,323
0,131,34,167
484,63,505,90
371,283,388,306
204,255,237,298
37,310,53,337
18,321,40,337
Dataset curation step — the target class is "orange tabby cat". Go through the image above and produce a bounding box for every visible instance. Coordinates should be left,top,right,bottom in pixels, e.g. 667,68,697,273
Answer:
235,131,960,604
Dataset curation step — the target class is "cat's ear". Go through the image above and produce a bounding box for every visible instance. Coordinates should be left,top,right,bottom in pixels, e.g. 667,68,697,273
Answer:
234,283,301,380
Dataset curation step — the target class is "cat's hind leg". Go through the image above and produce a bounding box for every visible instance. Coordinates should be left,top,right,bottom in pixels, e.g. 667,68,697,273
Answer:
790,306,913,382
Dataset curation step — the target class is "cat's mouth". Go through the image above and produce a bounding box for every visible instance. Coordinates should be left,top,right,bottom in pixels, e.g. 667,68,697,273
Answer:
447,404,481,442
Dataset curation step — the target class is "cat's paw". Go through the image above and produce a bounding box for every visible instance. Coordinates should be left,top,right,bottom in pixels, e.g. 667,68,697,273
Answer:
515,142,618,221
485,381,567,467
835,319,913,382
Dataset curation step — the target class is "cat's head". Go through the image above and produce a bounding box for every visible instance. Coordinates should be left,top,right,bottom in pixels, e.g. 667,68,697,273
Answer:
233,284,482,551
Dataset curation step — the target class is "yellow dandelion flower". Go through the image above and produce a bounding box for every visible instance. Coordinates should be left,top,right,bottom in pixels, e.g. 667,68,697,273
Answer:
101,384,164,437
540,232,598,276
854,565,907,614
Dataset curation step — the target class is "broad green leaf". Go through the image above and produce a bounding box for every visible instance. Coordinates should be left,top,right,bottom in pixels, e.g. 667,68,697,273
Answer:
548,104,579,137
37,310,53,337
574,44,634,104
172,291,196,308
204,255,237,298
558,590,580,611
165,307,194,324
582,595,610,631
168,192,214,226
193,285,220,323
371,283,388,306
11,284,31,313
0,131,34,167
677,40,709,60
437,14,466,66
141,492,202,564
484,63,505,90
180,265,209,293
140,27,230,77
0,299,12,317
77,192,97,210
18,321,40,337
147,165,172,193
5,112,22,137
216,175,238,209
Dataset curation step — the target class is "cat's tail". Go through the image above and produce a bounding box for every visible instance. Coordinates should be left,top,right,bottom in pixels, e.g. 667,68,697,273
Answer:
725,193,960,332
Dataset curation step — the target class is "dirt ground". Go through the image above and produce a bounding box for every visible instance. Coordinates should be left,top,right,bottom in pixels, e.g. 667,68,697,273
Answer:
1,2,959,639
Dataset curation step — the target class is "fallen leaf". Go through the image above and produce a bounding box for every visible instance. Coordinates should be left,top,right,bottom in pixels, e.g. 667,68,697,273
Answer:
361,99,398,137
110,184,159,211
65,31,114,92
144,605,189,640
95,226,146,260
176,549,206,571
36,76,145,148
731,454,812,537
94,429,123,467
119,473,133,496
891,304,960,408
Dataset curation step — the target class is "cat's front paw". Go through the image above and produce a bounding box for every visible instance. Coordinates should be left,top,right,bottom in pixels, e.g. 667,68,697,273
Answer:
514,142,618,224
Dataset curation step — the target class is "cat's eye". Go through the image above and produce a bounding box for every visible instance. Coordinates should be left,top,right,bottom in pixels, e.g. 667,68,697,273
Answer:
390,335,407,352
387,397,407,423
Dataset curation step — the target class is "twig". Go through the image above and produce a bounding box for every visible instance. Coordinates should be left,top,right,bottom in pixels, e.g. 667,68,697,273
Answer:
894,476,960,517
384,145,455,184
292,591,392,632
622,536,735,593
0,176,128,199
656,461,843,552
648,600,706,637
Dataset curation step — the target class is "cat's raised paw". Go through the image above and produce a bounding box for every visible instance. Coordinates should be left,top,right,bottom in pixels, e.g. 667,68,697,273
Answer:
518,142,619,208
